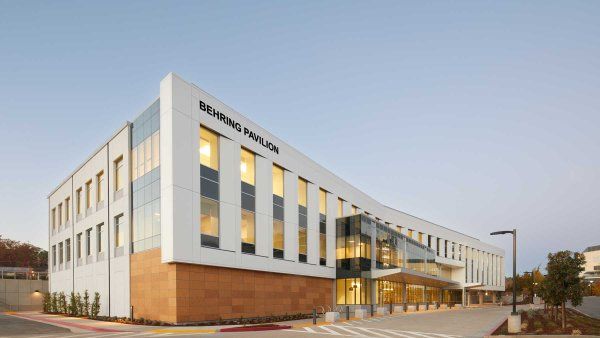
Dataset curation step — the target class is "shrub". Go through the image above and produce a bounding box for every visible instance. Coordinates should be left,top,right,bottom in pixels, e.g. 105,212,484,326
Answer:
75,293,83,317
83,290,90,317
90,292,100,318
58,292,67,314
68,292,78,316
50,292,58,313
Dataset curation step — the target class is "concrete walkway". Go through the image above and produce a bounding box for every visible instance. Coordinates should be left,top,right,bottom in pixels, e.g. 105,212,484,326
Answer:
0,312,70,337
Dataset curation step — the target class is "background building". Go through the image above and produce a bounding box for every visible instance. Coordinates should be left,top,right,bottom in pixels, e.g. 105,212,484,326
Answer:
582,245,600,281
48,73,505,323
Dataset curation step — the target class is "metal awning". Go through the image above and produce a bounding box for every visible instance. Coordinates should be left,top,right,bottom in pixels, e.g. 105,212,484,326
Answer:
364,268,458,288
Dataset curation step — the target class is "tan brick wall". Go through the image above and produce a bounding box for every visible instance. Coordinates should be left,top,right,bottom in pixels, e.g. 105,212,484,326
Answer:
130,248,333,323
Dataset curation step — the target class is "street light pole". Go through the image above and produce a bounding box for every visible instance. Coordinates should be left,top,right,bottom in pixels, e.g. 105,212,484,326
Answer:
491,229,517,315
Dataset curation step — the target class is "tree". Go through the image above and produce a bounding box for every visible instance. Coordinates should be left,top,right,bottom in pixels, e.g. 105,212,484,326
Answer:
0,235,48,269
541,250,586,329
83,290,90,317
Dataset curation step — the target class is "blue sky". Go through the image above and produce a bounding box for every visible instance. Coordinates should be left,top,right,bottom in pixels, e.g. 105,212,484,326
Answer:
1,1,598,273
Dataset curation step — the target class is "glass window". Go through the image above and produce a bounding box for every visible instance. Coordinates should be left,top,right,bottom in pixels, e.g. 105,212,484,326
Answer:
298,178,307,207
319,189,327,215
58,242,63,264
152,131,160,169
86,228,91,256
351,205,358,215
52,245,56,266
241,209,255,245
273,219,284,250
76,189,82,215
65,239,71,262
240,148,255,185
58,203,62,225
337,198,343,218
65,198,70,222
114,156,124,191
85,180,92,209
272,165,284,197
76,233,82,259
200,126,219,170
115,214,124,247
96,171,104,203
96,224,103,253
320,233,326,260
200,197,219,246
299,227,307,255
51,208,56,229
144,137,152,175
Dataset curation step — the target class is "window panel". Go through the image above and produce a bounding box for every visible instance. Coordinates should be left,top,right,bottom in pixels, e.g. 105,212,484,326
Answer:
115,157,124,191
200,126,219,170
337,198,343,218
200,197,219,237
298,178,307,207
273,220,284,250
96,171,104,203
240,148,255,185
241,209,255,245
319,189,327,215
272,165,284,197
152,131,160,169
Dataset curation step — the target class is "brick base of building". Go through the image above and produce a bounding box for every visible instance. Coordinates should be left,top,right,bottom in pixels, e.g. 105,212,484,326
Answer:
130,248,333,323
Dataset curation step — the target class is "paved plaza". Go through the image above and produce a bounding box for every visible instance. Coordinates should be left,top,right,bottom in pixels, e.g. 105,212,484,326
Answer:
0,306,519,338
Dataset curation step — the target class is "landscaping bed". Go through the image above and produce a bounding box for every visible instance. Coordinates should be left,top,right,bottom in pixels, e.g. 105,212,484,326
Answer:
492,308,600,335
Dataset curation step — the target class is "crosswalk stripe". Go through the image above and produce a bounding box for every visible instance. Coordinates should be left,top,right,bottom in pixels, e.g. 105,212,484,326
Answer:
381,329,422,337
400,332,460,338
354,327,392,338
319,326,343,335
305,327,318,333
333,325,367,336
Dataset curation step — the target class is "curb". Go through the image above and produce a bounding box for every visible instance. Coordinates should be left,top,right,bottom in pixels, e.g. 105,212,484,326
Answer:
220,324,292,332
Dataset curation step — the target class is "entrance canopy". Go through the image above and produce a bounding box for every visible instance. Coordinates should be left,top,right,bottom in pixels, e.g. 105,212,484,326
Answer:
365,268,458,288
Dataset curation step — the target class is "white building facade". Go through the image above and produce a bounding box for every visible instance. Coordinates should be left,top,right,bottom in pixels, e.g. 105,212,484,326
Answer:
48,73,504,323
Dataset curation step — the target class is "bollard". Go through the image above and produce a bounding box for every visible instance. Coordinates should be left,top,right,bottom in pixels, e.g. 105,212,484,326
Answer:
346,306,350,320
389,303,393,314
371,304,374,317
312,308,317,325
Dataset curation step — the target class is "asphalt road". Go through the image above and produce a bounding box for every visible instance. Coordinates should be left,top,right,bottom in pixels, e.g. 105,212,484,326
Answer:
0,313,70,337
571,296,600,319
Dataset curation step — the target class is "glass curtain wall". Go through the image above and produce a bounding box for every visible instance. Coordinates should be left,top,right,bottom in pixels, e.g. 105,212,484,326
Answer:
376,280,403,305
406,284,425,303
240,148,256,254
336,278,372,305
272,165,284,258
319,189,327,266
298,178,308,262
425,286,441,302
131,100,161,253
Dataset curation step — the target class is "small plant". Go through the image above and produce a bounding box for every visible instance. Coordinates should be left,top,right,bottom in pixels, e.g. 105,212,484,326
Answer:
68,291,78,316
83,290,90,317
50,292,58,313
42,292,51,313
58,292,67,314
90,292,101,318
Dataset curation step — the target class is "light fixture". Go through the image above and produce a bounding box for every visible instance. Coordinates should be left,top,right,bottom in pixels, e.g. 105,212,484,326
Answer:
199,143,211,156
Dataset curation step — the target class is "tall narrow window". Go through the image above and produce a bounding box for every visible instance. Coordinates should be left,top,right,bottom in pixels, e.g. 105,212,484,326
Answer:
51,208,56,230
57,203,62,226
298,178,308,262
408,229,414,238
52,245,56,266
272,165,284,259
337,198,343,218
115,214,124,247
76,233,82,259
200,126,220,248
76,188,82,215
85,180,92,210
240,148,256,254
97,224,103,253
58,242,64,265
351,205,358,215
96,171,104,204
86,228,92,256
319,188,327,266
64,198,70,223
65,239,71,262
418,232,423,244
114,156,124,192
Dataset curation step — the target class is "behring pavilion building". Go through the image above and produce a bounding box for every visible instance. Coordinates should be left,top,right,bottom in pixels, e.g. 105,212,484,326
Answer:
48,73,505,323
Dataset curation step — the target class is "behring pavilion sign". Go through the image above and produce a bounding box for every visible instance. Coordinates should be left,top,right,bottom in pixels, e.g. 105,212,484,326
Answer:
200,100,279,154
